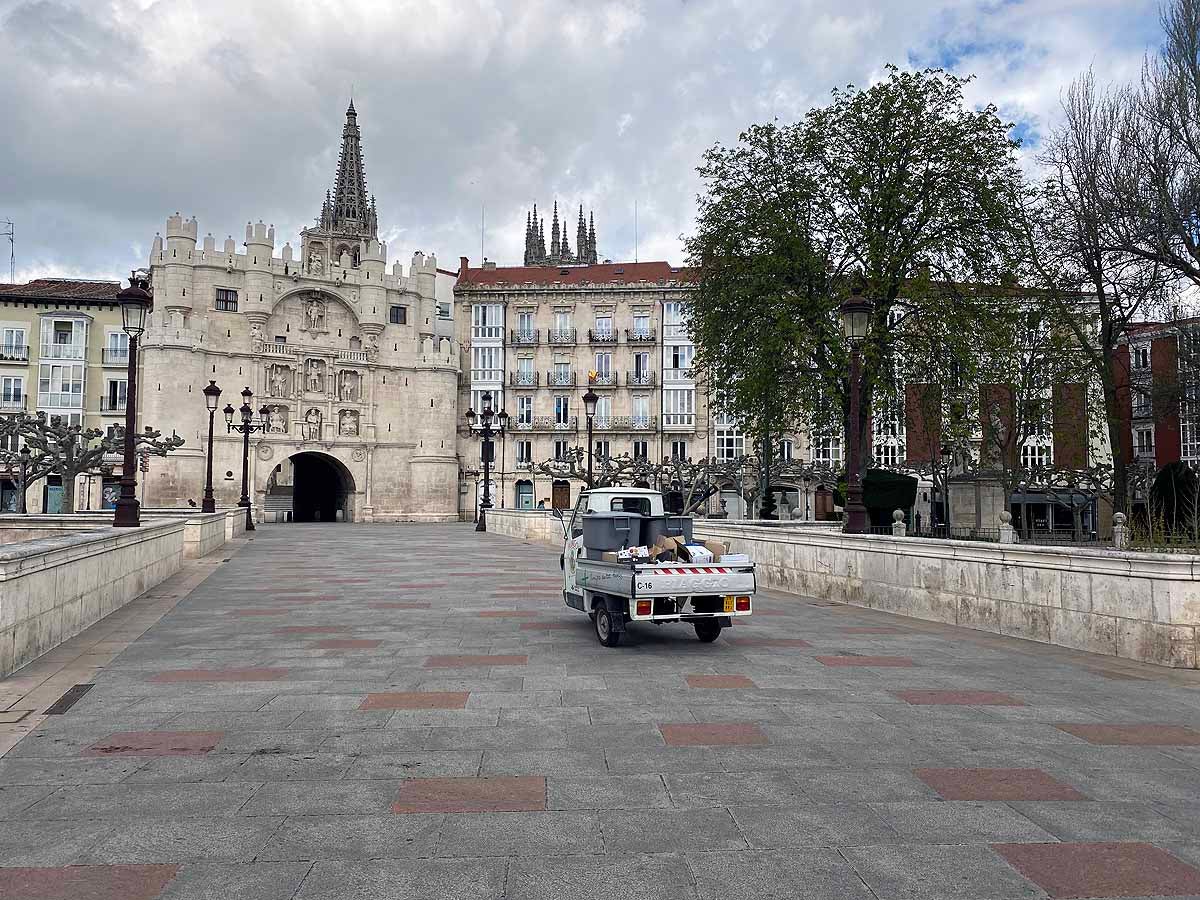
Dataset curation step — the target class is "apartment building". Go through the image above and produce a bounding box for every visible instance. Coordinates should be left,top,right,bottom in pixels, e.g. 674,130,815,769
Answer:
454,255,706,512
0,278,130,511
1117,318,1200,471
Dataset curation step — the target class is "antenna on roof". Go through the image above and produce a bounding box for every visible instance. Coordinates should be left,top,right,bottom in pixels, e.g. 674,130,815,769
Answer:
481,204,485,266
1,219,12,283
634,200,638,264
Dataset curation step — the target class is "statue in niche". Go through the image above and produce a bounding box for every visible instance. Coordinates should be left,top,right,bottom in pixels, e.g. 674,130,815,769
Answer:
268,364,293,398
267,405,288,434
307,249,324,275
365,332,379,361
339,409,359,437
305,297,326,332
339,370,360,402
305,359,326,393
302,408,322,441
250,322,264,352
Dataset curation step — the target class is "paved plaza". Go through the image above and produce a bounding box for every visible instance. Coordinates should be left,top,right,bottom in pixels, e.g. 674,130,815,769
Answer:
3,525,1200,899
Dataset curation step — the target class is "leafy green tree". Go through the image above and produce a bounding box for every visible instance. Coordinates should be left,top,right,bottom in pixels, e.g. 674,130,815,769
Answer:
686,66,1027,475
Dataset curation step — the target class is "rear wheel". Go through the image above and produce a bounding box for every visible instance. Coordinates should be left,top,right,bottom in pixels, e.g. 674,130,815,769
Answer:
694,619,722,643
594,605,622,647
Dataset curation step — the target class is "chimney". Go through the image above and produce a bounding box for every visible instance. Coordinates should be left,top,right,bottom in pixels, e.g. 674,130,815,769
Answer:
459,256,469,277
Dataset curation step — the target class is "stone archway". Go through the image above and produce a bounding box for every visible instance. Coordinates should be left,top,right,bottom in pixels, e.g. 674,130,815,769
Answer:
290,451,356,522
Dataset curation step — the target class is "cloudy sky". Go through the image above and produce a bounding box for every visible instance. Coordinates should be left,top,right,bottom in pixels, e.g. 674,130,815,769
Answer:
0,0,1163,284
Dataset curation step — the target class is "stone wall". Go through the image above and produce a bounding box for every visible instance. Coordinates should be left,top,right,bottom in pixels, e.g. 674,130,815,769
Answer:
485,508,1200,668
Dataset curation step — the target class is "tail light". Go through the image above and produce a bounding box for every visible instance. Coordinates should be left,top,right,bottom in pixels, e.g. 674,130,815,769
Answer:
636,600,652,617
735,596,751,612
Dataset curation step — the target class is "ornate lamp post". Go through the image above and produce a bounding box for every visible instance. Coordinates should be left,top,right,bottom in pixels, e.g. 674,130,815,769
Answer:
113,273,153,527
839,287,874,535
223,386,269,532
465,390,508,532
201,380,222,513
582,383,599,486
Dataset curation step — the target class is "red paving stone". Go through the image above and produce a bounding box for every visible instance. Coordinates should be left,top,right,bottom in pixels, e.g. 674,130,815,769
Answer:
992,841,1200,898
1055,724,1200,746
915,768,1089,801
659,723,769,746
390,583,448,589
519,622,580,630
816,655,915,667
478,611,542,618
393,775,546,813
84,731,224,757
0,864,180,900
149,667,288,683
369,602,432,610
229,608,287,616
727,638,813,648
312,639,384,649
841,626,906,634
424,654,529,668
893,690,1024,706
686,674,758,689
274,626,350,634
360,692,470,710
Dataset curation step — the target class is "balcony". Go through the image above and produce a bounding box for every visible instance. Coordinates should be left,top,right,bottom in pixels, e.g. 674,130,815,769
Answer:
39,342,85,360
588,329,618,344
99,397,127,413
590,371,618,387
592,416,657,432
510,371,540,387
0,396,25,411
515,459,535,471
472,326,504,340
0,344,29,363
548,328,576,345
662,413,695,431
339,349,369,362
261,342,296,358
510,329,539,346
547,370,577,387
625,329,656,344
663,368,693,383
102,348,129,366
513,415,578,432
626,371,655,387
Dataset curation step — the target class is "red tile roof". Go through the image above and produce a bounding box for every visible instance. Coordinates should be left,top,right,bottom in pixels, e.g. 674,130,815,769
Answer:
0,278,122,302
455,259,695,289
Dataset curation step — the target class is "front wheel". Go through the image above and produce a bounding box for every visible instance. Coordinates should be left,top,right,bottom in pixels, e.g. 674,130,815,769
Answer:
594,605,622,647
694,619,722,643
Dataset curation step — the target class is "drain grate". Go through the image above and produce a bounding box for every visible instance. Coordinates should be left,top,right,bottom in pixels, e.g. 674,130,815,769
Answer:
44,683,94,715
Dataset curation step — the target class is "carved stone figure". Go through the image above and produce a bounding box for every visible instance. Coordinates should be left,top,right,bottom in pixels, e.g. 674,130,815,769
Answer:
250,322,264,351
268,364,293,398
339,409,359,437
302,408,322,441
339,370,360,401
308,249,324,275
365,332,379,361
305,298,326,332
305,359,325,393
267,405,287,434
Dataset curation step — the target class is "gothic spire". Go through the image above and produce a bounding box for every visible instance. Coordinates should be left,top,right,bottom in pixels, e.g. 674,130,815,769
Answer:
587,211,597,264
326,100,376,238
576,205,587,263
550,201,561,260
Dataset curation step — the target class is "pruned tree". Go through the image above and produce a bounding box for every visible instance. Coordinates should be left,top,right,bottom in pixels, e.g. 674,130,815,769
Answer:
0,418,57,514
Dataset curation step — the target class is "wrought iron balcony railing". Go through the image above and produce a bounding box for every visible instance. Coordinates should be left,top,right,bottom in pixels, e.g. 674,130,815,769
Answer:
512,415,579,432
626,371,655,386
547,370,577,387
588,329,618,344
590,371,618,387
548,328,576,344
625,329,657,343
510,371,540,386
102,348,129,366
592,415,656,431
0,344,29,363
510,329,539,346
99,397,127,413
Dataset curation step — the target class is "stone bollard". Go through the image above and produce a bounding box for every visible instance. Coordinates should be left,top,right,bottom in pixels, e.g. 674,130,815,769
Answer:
1112,512,1128,550
891,509,907,537
998,510,1016,544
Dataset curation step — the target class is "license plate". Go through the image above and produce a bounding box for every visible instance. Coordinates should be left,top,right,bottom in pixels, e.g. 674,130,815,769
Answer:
722,596,735,613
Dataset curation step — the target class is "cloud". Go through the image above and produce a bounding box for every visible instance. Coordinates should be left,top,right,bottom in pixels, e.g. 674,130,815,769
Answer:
0,0,1161,282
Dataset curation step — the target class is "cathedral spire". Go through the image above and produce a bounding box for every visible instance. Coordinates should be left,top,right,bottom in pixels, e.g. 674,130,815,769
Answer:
576,205,587,264
587,211,597,264
326,100,375,238
550,201,561,260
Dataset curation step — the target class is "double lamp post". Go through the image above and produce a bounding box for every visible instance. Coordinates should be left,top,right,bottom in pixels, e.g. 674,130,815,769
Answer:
112,274,153,528
464,391,508,532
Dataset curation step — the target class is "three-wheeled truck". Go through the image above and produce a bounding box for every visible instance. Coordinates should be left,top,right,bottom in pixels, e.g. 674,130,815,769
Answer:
556,487,756,646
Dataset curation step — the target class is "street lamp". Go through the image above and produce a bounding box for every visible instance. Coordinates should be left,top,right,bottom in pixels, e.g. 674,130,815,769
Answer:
465,391,507,532
839,286,874,535
582,382,599,486
224,386,269,532
201,380,222,513
113,272,153,527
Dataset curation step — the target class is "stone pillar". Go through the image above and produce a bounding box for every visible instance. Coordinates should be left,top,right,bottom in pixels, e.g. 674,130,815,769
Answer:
1112,511,1128,550
891,509,907,537
998,510,1016,544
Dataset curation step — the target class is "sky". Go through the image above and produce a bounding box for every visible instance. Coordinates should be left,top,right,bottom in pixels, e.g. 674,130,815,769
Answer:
0,0,1165,284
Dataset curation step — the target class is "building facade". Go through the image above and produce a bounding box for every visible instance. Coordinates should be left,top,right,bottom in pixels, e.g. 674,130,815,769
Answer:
453,256,710,514
139,102,460,522
0,278,132,512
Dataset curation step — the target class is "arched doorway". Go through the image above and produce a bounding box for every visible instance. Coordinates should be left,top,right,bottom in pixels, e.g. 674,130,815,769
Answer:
290,452,356,522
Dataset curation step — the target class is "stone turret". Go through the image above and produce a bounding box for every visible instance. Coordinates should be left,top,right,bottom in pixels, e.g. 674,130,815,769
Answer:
244,220,274,316
160,212,198,315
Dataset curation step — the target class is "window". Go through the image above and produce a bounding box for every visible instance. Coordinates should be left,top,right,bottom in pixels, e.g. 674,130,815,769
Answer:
104,331,129,364
554,439,570,460
2,327,26,358
516,311,534,338
471,346,503,381
437,299,452,319
389,306,407,325
553,361,571,384
632,314,650,337
470,389,502,416
671,440,688,461
663,389,694,426
664,301,687,338
632,395,650,426
594,395,611,425
516,480,535,510
554,310,572,332
668,344,694,379
516,439,532,463
40,318,85,359
516,395,533,425
779,439,793,461
811,435,842,465
1133,389,1152,418
594,315,613,337
38,363,84,409
215,288,238,311
1135,428,1155,458
517,357,534,377
594,352,612,377
1,375,22,407
633,440,648,460
104,379,127,411
633,351,650,379
1132,345,1150,369
1021,442,1052,468
594,440,611,459
472,303,503,339
874,442,901,468
554,395,570,425
716,425,744,460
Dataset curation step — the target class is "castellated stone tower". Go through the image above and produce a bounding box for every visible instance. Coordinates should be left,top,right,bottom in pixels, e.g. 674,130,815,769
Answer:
139,102,460,523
